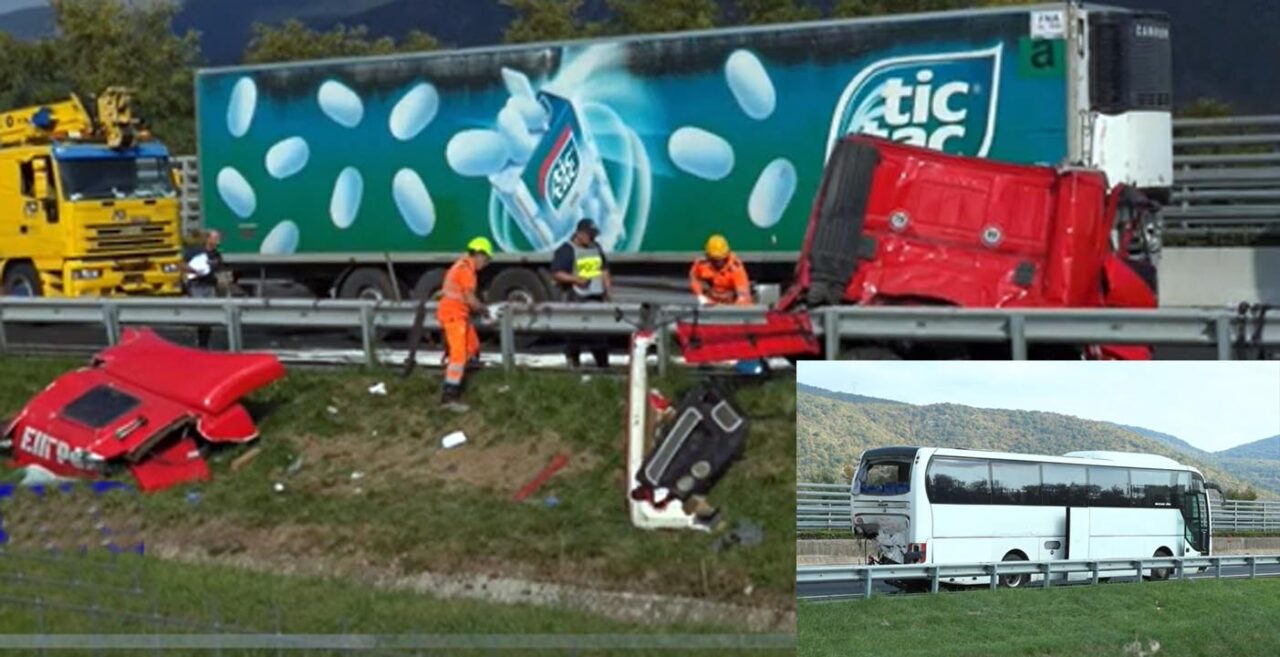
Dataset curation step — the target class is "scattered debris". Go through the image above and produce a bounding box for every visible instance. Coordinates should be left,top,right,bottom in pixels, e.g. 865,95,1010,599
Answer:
285,456,304,477
544,495,560,508
1,328,285,492
497,385,511,394
733,360,766,376
18,465,71,487
350,471,365,481
353,487,364,495
326,406,339,415
368,382,387,396
712,519,764,552
512,453,570,502
580,375,592,383
444,401,470,414
272,482,285,493
230,446,263,472
441,431,467,449
185,490,202,505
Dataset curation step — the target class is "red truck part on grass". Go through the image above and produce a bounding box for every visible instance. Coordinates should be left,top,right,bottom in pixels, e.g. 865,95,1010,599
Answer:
2,329,285,491
677,135,1159,361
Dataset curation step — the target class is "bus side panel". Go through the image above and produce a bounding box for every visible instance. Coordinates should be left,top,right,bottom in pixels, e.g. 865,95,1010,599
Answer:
931,504,1059,564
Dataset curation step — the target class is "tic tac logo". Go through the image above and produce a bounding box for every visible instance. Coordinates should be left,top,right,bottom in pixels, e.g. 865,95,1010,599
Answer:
827,44,1004,159
18,426,74,466
540,126,581,212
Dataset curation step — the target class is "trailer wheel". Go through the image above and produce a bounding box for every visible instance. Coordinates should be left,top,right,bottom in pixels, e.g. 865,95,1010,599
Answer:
411,269,446,302
2,263,42,297
338,267,395,301
486,267,549,306
998,551,1030,588
1147,548,1173,581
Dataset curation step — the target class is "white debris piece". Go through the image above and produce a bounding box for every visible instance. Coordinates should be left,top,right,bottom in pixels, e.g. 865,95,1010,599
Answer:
441,431,467,449
368,382,387,396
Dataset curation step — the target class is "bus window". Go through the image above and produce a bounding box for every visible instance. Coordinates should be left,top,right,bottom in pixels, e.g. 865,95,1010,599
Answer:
927,458,991,504
1088,467,1132,507
1042,463,1087,506
856,460,912,496
991,461,1041,505
1132,469,1175,507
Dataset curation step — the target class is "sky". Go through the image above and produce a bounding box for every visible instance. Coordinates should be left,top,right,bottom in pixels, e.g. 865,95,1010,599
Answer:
0,0,45,13
797,362,1280,453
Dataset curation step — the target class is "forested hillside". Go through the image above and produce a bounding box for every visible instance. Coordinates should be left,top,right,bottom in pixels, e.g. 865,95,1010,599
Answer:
797,388,1278,499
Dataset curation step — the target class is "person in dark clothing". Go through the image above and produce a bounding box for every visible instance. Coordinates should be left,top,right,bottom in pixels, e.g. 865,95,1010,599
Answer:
551,219,613,368
185,230,224,349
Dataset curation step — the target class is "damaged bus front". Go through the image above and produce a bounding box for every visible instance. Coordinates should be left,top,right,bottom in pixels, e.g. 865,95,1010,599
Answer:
851,446,927,565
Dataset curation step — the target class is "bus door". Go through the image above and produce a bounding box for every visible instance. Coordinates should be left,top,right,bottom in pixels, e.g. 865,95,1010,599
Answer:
1066,507,1090,560
1181,476,1211,555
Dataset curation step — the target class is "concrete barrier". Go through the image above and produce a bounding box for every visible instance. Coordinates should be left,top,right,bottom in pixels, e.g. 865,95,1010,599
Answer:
1160,247,1280,306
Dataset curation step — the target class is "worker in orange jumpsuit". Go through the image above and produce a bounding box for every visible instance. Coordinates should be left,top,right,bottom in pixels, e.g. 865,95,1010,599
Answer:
690,234,753,306
438,237,493,412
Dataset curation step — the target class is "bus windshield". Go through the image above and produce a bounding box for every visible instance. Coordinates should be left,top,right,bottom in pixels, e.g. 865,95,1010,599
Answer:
855,459,912,496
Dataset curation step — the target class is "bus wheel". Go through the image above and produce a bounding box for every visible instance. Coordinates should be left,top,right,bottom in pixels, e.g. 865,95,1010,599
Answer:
998,551,1029,588
1147,548,1173,581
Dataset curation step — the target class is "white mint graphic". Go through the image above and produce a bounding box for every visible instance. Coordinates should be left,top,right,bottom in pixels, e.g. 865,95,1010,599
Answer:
748,158,797,229
725,50,776,120
330,167,363,229
226,77,256,137
668,127,735,181
264,137,310,179
497,104,537,165
317,81,364,128
216,167,256,218
389,82,439,141
446,130,511,178
393,169,436,237
260,220,299,255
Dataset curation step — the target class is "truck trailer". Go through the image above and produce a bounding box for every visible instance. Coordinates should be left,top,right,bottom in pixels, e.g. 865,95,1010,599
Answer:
193,2,1171,305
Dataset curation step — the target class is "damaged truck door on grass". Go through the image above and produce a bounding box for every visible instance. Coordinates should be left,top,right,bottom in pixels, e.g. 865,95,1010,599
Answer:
2,329,285,491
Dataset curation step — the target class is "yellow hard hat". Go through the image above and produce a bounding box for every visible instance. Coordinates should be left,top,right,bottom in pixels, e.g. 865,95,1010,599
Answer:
705,234,730,259
467,236,494,256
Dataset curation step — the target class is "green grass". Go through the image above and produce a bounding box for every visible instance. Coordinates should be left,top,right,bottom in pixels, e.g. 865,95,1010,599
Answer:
799,579,1280,657
0,549,793,657
0,356,796,624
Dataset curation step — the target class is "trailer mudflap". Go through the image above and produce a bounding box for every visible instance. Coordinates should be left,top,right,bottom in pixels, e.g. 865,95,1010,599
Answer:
675,311,820,362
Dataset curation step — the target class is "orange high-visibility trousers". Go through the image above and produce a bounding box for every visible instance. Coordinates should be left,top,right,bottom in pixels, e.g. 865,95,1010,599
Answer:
441,317,480,387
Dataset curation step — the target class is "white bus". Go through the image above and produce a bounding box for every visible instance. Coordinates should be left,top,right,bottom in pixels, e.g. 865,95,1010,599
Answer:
850,446,1216,587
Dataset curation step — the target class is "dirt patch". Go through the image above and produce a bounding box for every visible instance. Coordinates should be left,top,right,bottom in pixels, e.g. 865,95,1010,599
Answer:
292,427,598,493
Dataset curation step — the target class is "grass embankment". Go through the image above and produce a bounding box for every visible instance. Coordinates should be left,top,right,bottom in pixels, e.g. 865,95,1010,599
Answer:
0,550,792,656
0,356,796,630
799,579,1280,657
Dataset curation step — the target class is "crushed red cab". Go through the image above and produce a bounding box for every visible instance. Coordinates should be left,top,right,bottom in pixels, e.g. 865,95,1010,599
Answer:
2,328,285,491
679,135,1159,361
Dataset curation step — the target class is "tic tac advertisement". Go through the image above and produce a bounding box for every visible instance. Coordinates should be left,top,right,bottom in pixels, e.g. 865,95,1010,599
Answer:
195,10,1068,257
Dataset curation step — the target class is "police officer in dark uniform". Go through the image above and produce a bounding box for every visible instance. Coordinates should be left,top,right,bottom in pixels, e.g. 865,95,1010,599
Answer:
551,219,612,368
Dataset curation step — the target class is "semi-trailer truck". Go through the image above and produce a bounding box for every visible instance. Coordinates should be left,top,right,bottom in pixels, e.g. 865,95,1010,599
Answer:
192,2,1171,305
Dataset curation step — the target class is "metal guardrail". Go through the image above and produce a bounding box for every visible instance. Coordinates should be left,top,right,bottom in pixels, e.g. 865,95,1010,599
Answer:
1,299,1278,364
1170,115,1280,237
797,483,1280,532
797,554,1280,599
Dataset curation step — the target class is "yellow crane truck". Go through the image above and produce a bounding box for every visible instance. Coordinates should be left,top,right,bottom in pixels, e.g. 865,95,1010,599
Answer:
0,87,183,297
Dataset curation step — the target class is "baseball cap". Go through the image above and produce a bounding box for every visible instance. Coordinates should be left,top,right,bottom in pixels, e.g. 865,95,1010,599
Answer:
576,218,599,237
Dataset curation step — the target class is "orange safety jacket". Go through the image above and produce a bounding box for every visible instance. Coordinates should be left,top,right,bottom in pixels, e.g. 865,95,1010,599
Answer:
689,254,752,305
438,256,477,322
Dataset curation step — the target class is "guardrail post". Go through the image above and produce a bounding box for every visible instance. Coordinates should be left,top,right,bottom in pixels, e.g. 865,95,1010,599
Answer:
863,571,873,599
359,305,375,368
1176,559,1185,581
823,309,839,360
1090,561,1099,586
1249,556,1257,579
1042,563,1052,588
1215,558,1223,579
1215,315,1233,361
1009,315,1028,360
930,567,940,594
1135,559,1143,584
102,303,121,346
500,309,515,374
657,322,670,378
989,564,998,590
225,302,242,353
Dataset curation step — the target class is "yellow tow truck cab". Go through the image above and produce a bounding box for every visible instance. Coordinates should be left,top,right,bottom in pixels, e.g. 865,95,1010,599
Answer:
0,88,183,297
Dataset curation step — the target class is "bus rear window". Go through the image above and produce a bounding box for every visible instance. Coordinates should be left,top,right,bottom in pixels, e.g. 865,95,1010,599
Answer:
856,460,911,496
